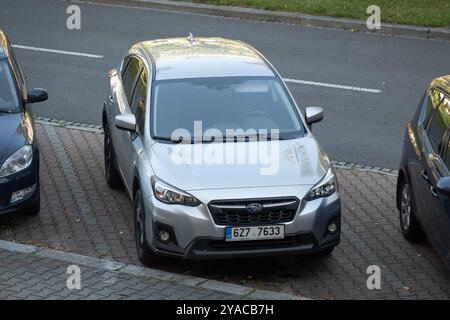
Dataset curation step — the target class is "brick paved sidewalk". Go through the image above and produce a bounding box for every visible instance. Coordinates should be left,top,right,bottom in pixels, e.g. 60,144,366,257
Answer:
0,241,298,300
1,123,450,300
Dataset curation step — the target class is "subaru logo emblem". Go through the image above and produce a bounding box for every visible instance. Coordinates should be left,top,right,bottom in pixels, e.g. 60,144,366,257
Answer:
246,203,263,213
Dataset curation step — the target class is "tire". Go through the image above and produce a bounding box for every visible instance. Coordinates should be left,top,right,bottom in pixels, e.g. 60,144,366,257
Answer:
399,178,425,241
104,127,122,189
134,189,160,266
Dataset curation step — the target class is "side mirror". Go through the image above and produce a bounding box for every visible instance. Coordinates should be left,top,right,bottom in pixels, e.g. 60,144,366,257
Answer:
115,113,136,132
305,107,324,128
27,88,48,103
437,177,450,197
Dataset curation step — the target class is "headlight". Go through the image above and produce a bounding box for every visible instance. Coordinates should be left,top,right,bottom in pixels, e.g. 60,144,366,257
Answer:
151,176,200,206
0,145,33,178
305,168,337,201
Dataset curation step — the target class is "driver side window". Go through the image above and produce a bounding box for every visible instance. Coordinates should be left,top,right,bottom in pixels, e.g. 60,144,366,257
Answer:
426,96,449,155
422,89,444,127
5,37,27,100
121,56,142,106
130,67,147,134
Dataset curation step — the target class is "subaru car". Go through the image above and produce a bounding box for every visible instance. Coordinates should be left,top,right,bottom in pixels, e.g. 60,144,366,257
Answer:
0,30,48,216
397,75,450,268
103,36,341,265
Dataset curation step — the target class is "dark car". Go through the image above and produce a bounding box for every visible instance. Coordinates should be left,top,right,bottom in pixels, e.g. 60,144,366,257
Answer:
397,75,450,268
0,29,48,216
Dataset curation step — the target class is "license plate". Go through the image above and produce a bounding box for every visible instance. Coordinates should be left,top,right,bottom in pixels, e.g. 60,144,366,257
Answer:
225,225,285,242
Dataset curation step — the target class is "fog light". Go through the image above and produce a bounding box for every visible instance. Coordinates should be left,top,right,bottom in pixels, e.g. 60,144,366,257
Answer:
328,221,338,234
10,185,35,204
159,230,170,242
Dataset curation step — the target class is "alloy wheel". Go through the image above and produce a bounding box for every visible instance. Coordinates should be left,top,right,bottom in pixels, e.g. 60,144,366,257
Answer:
104,134,112,180
134,196,145,257
400,183,411,231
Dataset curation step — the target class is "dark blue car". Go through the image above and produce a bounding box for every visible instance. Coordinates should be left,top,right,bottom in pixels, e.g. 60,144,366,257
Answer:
397,75,450,269
0,30,47,216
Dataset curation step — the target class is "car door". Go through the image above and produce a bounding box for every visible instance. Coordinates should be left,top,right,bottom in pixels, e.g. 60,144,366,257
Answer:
441,135,450,263
112,55,143,193
108,55,130,146
410,89,443,223
419,94,450,261
121,64,148,190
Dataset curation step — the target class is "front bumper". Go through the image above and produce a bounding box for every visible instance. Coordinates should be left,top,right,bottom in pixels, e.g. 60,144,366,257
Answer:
185,231,340,260
143,185,341,259
0,150,39,215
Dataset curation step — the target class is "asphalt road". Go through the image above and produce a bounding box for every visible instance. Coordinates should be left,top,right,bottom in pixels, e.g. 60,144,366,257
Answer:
1,0,450,168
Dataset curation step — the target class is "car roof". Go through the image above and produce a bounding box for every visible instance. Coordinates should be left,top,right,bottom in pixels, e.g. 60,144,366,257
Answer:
431,75,450,97
0,29,8,60
136,37,275,81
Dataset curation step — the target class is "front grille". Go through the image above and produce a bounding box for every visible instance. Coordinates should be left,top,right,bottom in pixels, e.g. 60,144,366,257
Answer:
208,197,299,226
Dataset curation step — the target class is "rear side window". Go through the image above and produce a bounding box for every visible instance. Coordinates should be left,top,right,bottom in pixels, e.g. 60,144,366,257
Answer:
0,61,20,112
422,89,444,127
121,56,142,104
130,67,148,133
427,97,450,154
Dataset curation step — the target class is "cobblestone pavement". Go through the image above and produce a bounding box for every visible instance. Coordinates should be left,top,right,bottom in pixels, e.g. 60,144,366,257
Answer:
1,123,450,300
0,247,243,300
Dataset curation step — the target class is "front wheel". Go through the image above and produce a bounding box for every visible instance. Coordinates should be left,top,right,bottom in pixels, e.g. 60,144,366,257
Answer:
399,179,425,241
104,128,122,189
134,189,160,266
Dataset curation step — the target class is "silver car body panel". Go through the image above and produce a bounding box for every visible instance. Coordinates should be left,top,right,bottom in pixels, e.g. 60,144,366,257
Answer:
139,37,274,80
104,37,341,259
149,137,329,191
144,190,340,255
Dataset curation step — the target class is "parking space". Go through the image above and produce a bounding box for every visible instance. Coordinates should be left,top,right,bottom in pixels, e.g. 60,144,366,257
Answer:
0,123,449,299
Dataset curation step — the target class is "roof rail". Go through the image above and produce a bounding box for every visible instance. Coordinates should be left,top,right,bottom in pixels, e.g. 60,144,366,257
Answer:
187,33,195,44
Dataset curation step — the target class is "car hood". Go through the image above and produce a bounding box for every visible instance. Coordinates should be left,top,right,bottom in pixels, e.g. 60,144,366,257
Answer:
0,112,33,165
149,136,330,191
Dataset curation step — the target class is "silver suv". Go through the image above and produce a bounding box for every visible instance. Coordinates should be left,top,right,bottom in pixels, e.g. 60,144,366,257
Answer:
102,36,341,265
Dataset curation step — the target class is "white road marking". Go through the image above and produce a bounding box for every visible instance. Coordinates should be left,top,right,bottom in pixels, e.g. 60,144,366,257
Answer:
284,78,382,93
12,44,381,93
12,44,104,59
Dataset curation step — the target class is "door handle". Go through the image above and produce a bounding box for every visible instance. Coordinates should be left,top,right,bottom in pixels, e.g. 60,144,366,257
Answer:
109,95,114,104
430,186,439,199
421,170,430,182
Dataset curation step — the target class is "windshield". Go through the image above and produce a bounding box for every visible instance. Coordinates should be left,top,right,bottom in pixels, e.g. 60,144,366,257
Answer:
151,77,304,141
0,61,20,113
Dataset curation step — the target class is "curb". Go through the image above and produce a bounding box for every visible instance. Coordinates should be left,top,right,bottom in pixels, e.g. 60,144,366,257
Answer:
0,239,305,300
331,161,399,177
84,0,450,41
34,116,399,176
35,116,104,134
